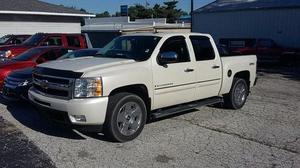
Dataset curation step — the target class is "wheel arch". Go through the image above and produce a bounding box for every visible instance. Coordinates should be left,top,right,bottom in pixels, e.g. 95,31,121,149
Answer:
233,71,250,88
109,84,151,113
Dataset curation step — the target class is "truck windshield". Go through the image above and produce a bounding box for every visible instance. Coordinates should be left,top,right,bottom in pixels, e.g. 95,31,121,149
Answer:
0,35,10,44
95,36,161,61
12,48,44,61
23,34,45,46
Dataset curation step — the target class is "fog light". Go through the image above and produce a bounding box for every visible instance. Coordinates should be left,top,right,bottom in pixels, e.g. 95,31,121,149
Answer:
70,115,86,122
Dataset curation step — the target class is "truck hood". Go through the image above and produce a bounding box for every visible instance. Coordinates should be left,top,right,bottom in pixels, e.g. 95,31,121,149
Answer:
38,57,136,73
9,67,34,79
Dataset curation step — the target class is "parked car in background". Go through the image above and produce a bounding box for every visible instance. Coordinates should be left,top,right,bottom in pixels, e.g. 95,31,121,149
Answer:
219,38,284,58
58,48,100,60
2,48,100,100
29,33,257,142
0,33,87,60
0,46,74,90
0,34,31,46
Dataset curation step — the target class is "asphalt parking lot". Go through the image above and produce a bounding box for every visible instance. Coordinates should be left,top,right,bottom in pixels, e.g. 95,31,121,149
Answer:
0,66,299,168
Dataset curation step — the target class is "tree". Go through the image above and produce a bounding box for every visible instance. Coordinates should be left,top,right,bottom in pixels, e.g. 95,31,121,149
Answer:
80,8,87,13
163,1,184,23
128,4,153,21
153,4,165,18
96,11,111,18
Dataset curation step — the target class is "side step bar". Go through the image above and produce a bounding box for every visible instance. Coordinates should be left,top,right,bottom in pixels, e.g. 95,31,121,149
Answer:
150,97,223,120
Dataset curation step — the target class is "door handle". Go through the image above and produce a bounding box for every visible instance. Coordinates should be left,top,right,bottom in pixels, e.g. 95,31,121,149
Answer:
212,65,220,69
184,68,194,72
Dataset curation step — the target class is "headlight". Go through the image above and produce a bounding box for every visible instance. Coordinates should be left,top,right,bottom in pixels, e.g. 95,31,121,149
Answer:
18,80,32,87
74,77,102,98
5,50,12,58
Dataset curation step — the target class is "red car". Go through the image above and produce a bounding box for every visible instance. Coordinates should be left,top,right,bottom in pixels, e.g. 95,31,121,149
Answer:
0,33,87,60
220,38,284,57
0,34,31,46
0,46,75,89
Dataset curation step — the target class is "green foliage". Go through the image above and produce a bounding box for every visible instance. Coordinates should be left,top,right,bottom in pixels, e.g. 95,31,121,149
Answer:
96,11,111,18
128,1,186,23
128,4,153,21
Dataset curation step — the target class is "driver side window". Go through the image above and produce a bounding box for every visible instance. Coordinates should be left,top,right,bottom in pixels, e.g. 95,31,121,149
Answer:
160,36,190,63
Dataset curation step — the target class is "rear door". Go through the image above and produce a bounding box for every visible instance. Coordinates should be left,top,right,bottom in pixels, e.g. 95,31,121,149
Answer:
153,36,197,109
189,36,222,99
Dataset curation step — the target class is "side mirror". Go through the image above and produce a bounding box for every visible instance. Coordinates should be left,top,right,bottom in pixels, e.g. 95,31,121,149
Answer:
158,51,178,65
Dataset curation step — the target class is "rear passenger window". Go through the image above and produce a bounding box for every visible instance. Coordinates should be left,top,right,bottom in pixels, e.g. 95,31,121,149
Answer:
67,36,81,47
44,36,62,46
160,36,190,63
190,36,215,61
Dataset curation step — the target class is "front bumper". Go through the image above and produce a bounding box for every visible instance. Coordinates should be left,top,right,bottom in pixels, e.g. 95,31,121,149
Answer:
28,88,109,126
2,85,30,100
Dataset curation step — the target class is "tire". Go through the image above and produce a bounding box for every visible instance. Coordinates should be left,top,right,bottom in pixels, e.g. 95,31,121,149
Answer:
223,78,249,109
104,92,147,142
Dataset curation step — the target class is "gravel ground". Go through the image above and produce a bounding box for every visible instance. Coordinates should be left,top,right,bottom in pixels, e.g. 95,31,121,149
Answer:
0,116,55,168
0,68,299,168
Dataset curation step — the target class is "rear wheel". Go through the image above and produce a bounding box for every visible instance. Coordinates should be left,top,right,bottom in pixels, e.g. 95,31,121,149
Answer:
104,92,147,142
224,78,249,109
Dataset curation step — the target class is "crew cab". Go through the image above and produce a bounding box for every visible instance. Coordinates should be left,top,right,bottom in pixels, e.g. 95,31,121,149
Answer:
0,46,74,90
0,33,87,60
29,33,257,142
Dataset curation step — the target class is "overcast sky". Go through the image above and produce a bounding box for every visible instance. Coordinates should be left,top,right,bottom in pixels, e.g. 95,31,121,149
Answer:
41,0,215,14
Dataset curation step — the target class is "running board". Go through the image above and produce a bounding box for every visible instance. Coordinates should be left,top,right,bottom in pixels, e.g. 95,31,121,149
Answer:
150,97,223,120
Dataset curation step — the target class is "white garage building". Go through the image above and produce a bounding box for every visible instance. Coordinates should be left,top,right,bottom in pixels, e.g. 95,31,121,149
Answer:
192,0,300,48
0,0,94,37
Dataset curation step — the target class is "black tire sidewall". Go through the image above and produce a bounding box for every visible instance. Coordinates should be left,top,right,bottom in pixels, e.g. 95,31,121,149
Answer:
105,93,147,142
230,78,249,109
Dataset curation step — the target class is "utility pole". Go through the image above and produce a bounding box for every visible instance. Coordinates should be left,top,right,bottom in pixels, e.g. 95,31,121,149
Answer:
191,0,194,31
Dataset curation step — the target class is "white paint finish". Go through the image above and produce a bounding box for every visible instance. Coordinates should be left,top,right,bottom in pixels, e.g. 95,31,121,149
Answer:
0,21,81,36
0,10,95,17
28,90,108,125
193,8,300,48
30,33,257,126
187,35,223,99
220,55,257,95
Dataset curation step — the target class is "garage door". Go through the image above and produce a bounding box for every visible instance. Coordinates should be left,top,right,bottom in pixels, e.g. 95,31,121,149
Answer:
0,21,81,37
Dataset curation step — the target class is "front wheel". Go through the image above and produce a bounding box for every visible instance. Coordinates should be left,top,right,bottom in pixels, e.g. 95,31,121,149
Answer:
223,78,249,109
104,93,147,142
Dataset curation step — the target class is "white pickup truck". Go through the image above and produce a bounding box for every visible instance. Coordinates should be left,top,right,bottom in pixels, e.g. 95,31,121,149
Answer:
28,33,257,142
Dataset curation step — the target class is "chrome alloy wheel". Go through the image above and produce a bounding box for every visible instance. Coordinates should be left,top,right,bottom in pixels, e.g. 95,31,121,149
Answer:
234,82,247,107
117,102,142,136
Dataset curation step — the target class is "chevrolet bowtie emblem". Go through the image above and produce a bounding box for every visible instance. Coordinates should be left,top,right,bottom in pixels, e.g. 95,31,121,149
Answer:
40,80,49,89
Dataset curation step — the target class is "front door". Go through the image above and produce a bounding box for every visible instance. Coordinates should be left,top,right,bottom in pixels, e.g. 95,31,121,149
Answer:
153,36,197,109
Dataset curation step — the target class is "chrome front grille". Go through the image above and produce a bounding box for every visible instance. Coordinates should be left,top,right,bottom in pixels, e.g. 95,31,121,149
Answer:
32,73,74,100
